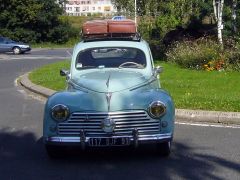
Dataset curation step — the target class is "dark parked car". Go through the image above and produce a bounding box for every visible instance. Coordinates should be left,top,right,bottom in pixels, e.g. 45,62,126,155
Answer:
0,36,31,54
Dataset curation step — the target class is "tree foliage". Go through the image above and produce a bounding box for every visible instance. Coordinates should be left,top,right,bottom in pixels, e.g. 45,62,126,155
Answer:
0,0,76,43
113,0,240,43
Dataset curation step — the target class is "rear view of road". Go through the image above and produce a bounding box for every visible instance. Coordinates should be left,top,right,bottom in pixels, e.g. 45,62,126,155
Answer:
0,49,239,180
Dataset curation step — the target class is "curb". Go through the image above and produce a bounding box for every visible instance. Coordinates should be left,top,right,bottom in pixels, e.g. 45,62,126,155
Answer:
176,109,240,125
20,73,56,98
20,73,240,125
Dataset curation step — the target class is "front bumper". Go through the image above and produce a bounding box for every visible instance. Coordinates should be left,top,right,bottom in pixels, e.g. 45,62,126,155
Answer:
44,132,173,148
21,47,31,52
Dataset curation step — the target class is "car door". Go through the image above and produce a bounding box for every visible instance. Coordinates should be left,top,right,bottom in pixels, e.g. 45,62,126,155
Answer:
3,38,14,52
0,37,13,53
0,37,7,53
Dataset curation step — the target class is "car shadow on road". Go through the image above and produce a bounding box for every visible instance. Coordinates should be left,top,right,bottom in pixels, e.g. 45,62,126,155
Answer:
0,129,239,180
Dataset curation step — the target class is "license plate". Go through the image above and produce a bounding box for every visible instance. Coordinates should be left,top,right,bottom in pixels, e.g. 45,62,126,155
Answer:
88,137,130,147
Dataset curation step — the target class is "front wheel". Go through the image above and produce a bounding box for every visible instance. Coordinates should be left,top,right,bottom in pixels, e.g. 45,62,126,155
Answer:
13,47,21,54
156,141,172,157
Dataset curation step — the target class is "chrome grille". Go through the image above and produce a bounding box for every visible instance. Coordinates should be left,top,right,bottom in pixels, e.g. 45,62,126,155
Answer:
58,111,160,136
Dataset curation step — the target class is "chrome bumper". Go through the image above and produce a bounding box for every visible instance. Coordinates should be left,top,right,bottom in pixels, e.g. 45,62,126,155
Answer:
44,132,173,148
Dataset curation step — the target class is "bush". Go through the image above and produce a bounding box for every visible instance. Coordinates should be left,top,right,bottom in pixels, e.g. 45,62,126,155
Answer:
166,38,240,71
166,39,223,70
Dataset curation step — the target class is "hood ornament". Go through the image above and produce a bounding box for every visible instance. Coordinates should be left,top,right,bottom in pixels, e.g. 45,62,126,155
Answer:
106,92,112,111
106,74,111,88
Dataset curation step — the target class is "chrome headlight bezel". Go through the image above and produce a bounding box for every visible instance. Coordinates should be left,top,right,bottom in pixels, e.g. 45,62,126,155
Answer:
51,104,70,122
148,101,166,119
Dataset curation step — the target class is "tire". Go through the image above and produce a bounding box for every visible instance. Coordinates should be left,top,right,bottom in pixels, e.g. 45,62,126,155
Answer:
45,144,65,158
156,141,172,157
13,47,21,55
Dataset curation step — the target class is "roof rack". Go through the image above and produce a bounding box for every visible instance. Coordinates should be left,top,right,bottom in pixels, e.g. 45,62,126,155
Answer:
81,19,141,42
82,32,141,42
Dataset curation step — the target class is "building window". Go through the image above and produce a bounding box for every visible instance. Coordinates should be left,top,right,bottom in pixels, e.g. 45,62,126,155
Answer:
75,7,80,12
82,6,89,11
104,6,111,11
67,7,72,11
92,7,95,11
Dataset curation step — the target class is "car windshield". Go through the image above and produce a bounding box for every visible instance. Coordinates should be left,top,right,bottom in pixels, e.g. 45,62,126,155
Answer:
76,47,146,69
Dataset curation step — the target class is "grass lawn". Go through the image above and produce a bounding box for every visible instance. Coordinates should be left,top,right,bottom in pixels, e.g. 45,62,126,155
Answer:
29,60,240,112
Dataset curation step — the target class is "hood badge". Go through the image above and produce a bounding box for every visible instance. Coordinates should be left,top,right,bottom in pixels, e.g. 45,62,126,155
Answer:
101,116,115,133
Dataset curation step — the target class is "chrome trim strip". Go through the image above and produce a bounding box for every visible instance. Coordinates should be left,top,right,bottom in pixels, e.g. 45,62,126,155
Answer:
71,111,146,115
45,133,172,143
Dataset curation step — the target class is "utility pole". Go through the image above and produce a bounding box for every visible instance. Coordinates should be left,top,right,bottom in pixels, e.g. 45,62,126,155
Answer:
134,0,137,31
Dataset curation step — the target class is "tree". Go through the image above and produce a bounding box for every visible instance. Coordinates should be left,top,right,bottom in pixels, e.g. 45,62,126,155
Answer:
0,0,75,43
213,0,224,47
232,0,237,34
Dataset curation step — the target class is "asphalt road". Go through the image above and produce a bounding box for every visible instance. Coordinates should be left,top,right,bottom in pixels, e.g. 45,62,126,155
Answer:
0,49,239,180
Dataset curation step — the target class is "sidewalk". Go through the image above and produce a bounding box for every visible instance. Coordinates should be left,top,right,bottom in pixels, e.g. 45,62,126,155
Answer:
20,73,240,125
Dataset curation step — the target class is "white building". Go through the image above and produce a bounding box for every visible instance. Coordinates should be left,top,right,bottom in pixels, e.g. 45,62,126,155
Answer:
64,0,117,16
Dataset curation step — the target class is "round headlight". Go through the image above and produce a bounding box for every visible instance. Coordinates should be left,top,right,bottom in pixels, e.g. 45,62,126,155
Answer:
149,101,166,118
51,104,69,122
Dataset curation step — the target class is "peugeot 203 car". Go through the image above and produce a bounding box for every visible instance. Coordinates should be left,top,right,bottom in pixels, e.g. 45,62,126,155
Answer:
43,20,175,157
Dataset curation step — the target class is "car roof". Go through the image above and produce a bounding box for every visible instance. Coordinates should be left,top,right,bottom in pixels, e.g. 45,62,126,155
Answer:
74,39,149,51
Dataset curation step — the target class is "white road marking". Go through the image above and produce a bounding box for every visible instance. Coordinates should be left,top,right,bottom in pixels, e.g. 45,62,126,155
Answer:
9,56,69,60
176,121,240,129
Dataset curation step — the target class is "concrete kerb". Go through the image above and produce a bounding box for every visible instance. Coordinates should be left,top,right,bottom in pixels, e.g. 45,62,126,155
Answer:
20,73,56,98
20,73,240,125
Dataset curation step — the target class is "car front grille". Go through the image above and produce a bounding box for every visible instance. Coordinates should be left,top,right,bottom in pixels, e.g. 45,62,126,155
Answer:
58,111,160,137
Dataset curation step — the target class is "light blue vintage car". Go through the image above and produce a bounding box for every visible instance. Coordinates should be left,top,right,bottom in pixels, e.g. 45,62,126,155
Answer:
43,35,175,157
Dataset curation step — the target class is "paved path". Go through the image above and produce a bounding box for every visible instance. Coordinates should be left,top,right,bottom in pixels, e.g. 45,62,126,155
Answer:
0,49,239,180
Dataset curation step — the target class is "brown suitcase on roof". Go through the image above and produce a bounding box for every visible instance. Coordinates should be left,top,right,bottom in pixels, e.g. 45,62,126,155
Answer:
82,20,108,35
108,20,136,33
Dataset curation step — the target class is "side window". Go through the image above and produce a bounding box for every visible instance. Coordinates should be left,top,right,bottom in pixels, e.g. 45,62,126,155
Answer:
0,37,4,43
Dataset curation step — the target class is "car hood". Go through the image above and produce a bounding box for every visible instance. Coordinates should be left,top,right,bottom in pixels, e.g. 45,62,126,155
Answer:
72,70,149,93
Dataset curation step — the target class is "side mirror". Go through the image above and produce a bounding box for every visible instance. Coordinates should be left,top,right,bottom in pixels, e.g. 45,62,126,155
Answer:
60,69,69,76
154,66,163,77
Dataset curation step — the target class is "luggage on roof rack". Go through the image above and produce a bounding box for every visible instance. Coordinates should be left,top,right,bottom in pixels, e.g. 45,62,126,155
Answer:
82,20,108,36
108,20,136,34
82,19,138,41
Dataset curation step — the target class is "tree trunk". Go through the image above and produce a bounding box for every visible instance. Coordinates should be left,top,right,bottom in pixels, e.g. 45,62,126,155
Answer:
213,0,224,48
232,0,237,34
